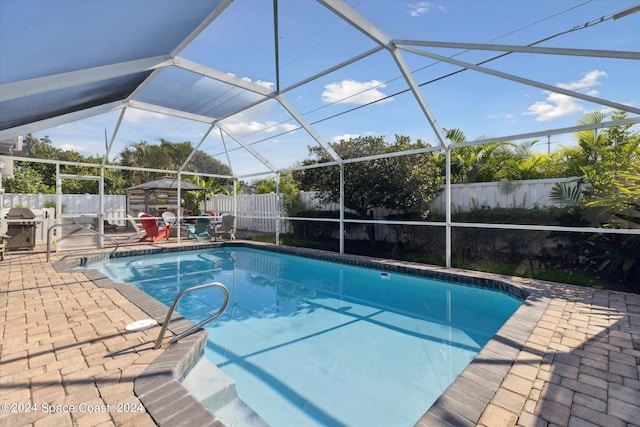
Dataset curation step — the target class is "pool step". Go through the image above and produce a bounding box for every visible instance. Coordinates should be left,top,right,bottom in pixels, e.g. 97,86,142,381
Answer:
212,397,270,427
182,356,267,426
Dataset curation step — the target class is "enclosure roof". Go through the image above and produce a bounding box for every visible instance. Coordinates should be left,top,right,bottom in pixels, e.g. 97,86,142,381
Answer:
1,1,639,177
125,177,205,192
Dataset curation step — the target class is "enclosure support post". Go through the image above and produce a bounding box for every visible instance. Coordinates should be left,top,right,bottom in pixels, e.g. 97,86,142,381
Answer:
275,171,281,245
233,178,238,233
55,163,61,225
177,173,182,243
339,165,345,254
445,147,452,268
99,168,104,247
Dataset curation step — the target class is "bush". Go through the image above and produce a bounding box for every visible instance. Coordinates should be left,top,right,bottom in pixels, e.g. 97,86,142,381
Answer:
290,210,359,240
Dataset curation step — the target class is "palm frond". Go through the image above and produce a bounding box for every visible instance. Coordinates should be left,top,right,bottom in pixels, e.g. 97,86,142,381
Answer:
549,179,585,207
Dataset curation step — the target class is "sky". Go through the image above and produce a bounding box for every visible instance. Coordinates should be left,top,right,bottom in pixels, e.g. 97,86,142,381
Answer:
20,0,640,177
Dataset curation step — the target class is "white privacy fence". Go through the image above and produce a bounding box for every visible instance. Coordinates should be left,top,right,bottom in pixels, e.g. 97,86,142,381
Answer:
1,194,128,246
298,177,578,215
206,193,282,232
2,193,128,224
430,177,579,213
2,177,579,237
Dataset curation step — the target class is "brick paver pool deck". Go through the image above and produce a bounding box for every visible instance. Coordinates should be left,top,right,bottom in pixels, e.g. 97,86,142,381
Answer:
1,240,639,427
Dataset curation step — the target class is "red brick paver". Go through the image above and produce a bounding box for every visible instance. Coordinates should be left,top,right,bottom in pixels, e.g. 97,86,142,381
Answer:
1,251,162,427
478,286,640,427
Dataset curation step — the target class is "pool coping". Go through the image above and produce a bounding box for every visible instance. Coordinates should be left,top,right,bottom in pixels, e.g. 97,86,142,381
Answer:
55,241,549,426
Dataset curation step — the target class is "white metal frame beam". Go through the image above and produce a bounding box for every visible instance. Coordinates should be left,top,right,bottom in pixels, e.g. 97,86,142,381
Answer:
127,100,215,124
317,0,450,148
216,123,279,173
170,0,234,57
277,95,343,164
0,56,172,102
394,40,640,60
400,45,640,116
0,100,125,140
455,116,640,149
178,122,218,173
173,57,275,97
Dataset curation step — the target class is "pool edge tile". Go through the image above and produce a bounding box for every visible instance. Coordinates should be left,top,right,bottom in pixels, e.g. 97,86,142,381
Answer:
55,257,222,427
60,242,548,427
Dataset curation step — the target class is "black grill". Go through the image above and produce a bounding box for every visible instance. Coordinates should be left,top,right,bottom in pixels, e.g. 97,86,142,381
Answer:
6,207,36,250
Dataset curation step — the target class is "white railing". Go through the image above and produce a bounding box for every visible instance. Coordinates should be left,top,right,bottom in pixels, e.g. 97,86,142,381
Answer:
2,194,127,225
2,177,579,236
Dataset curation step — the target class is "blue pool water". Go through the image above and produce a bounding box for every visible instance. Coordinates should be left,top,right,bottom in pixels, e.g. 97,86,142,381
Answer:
90,247,522,426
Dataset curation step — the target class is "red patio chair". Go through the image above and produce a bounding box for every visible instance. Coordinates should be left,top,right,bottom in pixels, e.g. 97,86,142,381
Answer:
139,214,170,243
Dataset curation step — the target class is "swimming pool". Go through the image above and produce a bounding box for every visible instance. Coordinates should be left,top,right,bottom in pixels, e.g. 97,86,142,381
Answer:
92,246,522,426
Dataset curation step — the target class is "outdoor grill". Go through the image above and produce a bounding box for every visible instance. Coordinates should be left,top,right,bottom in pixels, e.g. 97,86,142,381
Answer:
5,207,36,250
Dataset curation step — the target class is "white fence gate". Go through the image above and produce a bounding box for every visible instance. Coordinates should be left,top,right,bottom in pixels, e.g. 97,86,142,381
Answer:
206,193,281,232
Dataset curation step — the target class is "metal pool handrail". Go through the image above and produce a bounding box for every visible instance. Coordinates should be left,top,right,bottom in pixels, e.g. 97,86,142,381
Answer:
47,223,119,262
154,282,229,349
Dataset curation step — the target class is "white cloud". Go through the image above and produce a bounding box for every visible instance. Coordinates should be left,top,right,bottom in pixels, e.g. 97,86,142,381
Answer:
243,77,274,91
322,80,393,105
58,143,87,152
331,133,361,142
484,113,515,124
194,74,292,137
124,109,167,124
557,69,607,91
524,70,607,122
219,74,275,91
408,2,445,17
221,108,299,136
525,93,586,122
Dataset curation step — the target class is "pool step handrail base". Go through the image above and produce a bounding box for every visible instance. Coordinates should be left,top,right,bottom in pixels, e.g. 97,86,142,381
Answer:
154,281,229,349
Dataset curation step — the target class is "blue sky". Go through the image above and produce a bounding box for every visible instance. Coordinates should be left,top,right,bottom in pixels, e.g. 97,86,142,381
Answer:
29,0,639,177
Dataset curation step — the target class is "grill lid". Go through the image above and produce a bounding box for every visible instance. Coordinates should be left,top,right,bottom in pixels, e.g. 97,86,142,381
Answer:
6,207,36,219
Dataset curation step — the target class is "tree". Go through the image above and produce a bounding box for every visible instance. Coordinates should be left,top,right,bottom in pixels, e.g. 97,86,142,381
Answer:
550,111,640,286
585,159,640,286
441,129,514,183
497,140,555,181
2,166,50,193
119,139,232,185
293,135,443,243
559,110,640,194
2,135,127,194
253,172,305,215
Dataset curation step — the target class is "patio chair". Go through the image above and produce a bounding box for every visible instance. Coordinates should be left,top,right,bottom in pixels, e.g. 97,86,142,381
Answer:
126,215,146,242
186,215,213,240
103,220,118,232
213,214,235,241
139,214,171,243
162,211,177,226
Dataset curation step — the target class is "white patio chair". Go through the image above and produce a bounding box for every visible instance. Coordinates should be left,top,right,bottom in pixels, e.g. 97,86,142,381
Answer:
126,214,146,242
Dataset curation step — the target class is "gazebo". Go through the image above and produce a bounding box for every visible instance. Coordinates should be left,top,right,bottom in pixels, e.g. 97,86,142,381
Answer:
125,176,206,218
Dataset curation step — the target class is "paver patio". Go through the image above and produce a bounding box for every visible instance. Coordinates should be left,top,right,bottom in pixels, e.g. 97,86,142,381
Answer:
1,240,639,427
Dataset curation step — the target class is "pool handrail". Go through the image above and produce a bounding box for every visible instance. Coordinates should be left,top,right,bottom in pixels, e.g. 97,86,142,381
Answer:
47,223,119,262
154,281,229,349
